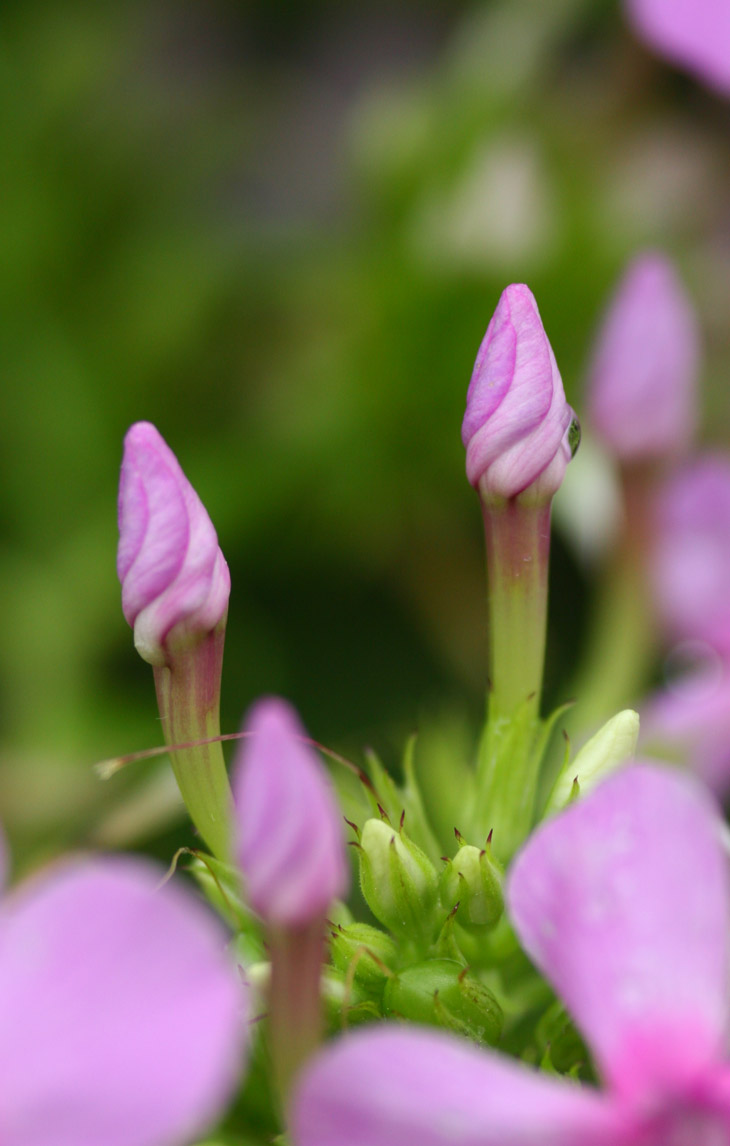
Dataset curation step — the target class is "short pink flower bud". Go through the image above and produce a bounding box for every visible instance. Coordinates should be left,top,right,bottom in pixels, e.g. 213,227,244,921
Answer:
117,422,230,666
586,253,700,462
625,0,730,96
233,698,349,928
462,284,577,505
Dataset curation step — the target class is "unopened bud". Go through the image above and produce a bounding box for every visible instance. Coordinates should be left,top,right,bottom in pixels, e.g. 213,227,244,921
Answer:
440,842,504,932
118,422,230,666
329,921,397,995
462,284,577,507
383,959,503,1046
358,819,439,946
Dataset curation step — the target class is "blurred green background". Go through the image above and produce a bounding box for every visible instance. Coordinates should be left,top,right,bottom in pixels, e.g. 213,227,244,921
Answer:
4,0,730,865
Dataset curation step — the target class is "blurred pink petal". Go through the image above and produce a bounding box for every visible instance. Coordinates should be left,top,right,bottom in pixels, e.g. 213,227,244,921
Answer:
0,857,245,1146
118,422,230,666
626,0,730,96
462,284,576,503
508,765,729,1102
641,654,730,793
586,253,699,463
234,698,349,927
292,1026,626,1146
651,455,730,653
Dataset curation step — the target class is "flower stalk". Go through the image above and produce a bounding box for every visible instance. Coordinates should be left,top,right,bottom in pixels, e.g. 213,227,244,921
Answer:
268,921,328,1106
153,624,233,861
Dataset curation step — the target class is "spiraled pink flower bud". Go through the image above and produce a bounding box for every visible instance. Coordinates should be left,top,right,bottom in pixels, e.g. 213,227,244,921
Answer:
462,284,577,505
233,698,349,928
625,0,730,96
651,455,730,653
586,253,700,462
118,422,230,666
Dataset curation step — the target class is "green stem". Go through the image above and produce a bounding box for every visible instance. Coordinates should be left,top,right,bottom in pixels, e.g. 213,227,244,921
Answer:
268,920,326,1109
482,500,551,722
153,622,233,861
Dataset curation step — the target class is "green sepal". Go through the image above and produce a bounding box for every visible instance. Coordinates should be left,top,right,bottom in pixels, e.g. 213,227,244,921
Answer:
473,697,574,860
383,958,503,1046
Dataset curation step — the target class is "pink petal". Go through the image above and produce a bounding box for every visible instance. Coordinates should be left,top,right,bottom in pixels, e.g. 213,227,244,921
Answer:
0,857,245,1146
626,0,730,96
292,1027,629,1146
234,697,349,927
508,764,729,1101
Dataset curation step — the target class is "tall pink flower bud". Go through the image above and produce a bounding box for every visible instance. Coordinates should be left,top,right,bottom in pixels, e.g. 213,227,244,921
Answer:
625,0,730,97
234,697,349,1100
586,253,699,463
651,455,730,654
118,421,230,666
117,422,233,860
462,286,578,859
462,284,577,507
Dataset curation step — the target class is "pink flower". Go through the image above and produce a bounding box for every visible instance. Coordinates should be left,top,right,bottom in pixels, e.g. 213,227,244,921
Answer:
292,765,730,1146
462,284,576,505
118,422,230,666
625,0,730,96
586,253,699,463
651,455,730,654
233,698,350,928
0,831,245,1146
